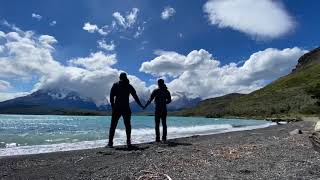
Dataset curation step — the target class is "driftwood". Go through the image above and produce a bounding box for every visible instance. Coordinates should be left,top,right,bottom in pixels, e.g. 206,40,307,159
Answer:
309,131,320,153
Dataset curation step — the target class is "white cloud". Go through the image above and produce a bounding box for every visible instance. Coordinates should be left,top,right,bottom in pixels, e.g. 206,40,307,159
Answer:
203,0,295,39
112,8,139,29
83,8,143,39
0,92,30,102
134,26,144,39
83,22,99,33
161,7,176,20
97,26,110,36
0,80,11,91
82,22,109,36
49,21,57,26
140,48,307,100
0,26,149,105
97,40,115,51
39,35,58,49
0,30,62,79
126,8,139,26
32,13,42,21
0,22,308,108
69,51,117,70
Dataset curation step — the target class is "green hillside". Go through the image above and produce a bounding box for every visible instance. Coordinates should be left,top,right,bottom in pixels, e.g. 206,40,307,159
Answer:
176,48,320,119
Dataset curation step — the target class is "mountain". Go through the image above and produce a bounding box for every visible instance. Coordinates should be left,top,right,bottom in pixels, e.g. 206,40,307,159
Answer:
0,89,110,115
176,48,320,118
0,88,200,115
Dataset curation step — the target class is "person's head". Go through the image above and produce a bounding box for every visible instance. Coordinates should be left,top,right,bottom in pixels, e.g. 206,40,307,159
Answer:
119,72,129,83
158,79,166,89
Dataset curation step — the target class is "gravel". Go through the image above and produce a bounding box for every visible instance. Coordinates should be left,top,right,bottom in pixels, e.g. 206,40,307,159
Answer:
0,121,319,180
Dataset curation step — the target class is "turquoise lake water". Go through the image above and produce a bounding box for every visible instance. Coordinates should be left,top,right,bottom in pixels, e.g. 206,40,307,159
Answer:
0,114,273,156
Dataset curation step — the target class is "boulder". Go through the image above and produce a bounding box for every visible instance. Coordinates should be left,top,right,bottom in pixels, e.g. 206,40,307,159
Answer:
315,121,320,132
289,129,303,135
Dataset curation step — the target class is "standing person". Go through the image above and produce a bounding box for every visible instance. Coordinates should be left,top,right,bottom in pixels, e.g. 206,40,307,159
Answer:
108,72,144,148
144,79,171,142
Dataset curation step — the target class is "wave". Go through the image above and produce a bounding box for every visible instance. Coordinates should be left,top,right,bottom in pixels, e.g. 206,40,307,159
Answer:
0,123,274,157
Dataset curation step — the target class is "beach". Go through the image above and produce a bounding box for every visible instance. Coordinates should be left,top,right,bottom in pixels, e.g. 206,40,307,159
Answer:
0,121,319,180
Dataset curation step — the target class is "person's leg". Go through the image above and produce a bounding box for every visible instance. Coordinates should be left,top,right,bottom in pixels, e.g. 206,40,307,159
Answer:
108,111,121,147
155,112,161,142
122,110,132,146
161,113,167,141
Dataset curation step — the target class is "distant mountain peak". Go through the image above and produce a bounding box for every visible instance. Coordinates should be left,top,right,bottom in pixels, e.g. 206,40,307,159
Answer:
32,88,92,102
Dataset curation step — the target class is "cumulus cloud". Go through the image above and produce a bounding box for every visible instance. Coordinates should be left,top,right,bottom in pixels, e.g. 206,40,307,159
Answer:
141,49,215,77
113,8,139,29
203,0,295,39
0,22,307,108
0,25,149,105
140,48,307,100
97,40,116,51
82,22,109,36
32,13,42,21
0,30,62,79
39,35,58,49
83,22,98,33
161,7,176,20
69,51,117,70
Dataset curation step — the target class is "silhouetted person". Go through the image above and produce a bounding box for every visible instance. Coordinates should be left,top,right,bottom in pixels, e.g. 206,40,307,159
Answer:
108,72,143,147
144,79,171,142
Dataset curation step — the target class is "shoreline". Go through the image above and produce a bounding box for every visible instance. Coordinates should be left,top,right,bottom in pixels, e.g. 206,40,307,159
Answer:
0,121,275,157
1,121,319,179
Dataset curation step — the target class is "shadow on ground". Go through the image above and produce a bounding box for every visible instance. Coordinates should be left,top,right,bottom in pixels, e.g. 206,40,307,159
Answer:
161,141,192,147
115,145,149,151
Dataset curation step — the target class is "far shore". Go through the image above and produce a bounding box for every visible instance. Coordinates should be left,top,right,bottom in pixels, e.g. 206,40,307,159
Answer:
1,113,318,122
0,121,319,179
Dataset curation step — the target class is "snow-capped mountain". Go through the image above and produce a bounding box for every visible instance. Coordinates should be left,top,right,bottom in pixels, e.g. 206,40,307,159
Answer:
0,89,110,115
0,88,200,115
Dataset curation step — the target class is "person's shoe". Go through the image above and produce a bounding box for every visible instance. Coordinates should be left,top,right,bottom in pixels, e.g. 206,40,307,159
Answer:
162,137,167,142
155,138,161,143
127,140,132,148
106,142,113,148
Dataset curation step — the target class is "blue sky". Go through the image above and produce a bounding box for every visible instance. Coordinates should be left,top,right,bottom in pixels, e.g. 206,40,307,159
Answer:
0,0,319,104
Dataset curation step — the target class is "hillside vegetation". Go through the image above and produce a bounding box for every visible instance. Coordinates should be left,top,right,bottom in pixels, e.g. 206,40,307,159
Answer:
176,48,320,118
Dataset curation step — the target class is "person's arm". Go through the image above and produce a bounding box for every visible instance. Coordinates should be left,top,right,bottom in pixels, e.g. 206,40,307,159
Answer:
166,90,172,104
110,84,116,109
144,90,156,109
130,85,143,108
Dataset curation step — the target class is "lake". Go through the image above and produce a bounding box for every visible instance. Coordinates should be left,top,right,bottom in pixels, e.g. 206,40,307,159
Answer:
0,114,274,156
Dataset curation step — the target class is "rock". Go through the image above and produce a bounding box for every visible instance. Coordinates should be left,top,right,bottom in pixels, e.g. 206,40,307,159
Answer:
309,132,320,153
289,129,303,135
292,47,320,72
238,169,252,174
315,121,320,132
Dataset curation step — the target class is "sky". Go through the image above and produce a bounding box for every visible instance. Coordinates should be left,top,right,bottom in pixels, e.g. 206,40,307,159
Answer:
0,0,319,105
